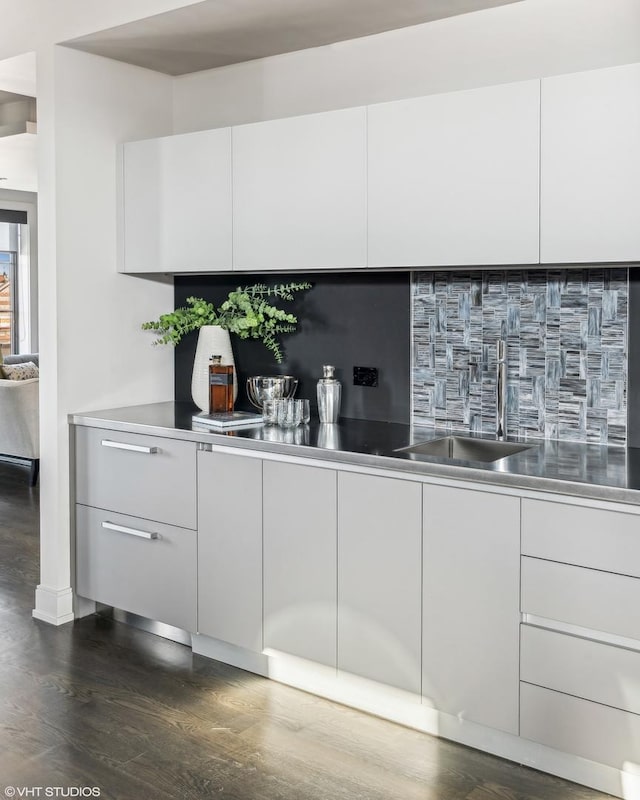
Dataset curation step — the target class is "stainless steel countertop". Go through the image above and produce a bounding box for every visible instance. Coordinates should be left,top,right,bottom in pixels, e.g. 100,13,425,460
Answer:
70,401,640,507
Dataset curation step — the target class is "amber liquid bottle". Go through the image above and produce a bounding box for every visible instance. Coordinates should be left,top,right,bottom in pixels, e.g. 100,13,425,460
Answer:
209,355,234,414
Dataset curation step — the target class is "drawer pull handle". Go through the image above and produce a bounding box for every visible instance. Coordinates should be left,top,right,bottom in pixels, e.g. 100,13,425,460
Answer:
102,521,159,540
101,439,159,454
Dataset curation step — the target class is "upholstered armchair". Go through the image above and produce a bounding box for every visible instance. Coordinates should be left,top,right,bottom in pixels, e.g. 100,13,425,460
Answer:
0,353,39,485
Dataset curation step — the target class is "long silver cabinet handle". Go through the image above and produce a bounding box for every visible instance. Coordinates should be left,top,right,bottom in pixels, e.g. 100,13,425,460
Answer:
101,439,159,454
101,521,159,540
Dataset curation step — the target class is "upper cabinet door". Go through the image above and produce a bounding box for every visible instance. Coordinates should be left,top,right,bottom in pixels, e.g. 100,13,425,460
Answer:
121,128,232,273
368,81,540,268
540,63,640,264
232,107,367,270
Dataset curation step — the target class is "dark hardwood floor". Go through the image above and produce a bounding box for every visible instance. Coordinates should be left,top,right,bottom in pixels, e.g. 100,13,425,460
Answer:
0,459,611,800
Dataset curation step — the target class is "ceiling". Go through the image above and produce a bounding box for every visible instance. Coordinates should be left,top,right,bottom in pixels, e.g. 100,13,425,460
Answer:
0,90,33,105
63,0,522,76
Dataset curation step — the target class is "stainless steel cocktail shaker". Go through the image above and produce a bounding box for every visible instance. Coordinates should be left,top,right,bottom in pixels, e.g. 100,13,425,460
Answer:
317,365,341,423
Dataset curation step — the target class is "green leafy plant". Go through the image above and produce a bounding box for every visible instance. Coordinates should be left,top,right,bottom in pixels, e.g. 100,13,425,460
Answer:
142,282,312,364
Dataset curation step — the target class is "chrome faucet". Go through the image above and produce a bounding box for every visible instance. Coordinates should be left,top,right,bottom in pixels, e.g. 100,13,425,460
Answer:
496,339,507,440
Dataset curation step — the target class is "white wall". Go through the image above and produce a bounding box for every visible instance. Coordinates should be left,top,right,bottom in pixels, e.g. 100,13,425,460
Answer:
33,46,175,625
0,0,206,627
173,0,640,131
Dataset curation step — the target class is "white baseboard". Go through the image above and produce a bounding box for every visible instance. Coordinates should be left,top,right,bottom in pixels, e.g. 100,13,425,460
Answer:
32,584,75,626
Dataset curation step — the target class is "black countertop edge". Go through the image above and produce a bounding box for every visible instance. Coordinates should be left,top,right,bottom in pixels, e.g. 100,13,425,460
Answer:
69,401,640,507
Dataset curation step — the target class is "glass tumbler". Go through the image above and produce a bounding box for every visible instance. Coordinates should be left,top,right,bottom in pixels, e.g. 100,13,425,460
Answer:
262,400,278,425
300,399,311,424
278,398,303,428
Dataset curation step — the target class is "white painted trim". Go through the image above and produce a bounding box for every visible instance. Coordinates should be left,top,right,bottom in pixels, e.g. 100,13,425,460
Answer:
32,584,74,626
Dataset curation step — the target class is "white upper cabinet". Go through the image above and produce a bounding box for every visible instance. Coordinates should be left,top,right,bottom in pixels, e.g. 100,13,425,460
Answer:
368,80,540,268
118,62,640,273
540,62,640,264
232,107,367,271
121,128,232,273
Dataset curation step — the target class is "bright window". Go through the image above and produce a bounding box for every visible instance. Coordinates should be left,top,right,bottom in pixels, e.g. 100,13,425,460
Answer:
0,250,17,357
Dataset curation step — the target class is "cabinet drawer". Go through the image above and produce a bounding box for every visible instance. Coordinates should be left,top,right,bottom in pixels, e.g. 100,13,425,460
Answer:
522,499,640,577
76,504,197,632
75,426,197,529
521,625,640,715
521,682,640,770
521,557,640,641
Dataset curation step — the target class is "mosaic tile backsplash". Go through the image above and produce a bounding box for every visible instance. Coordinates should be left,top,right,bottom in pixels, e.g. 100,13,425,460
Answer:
412,269,628,446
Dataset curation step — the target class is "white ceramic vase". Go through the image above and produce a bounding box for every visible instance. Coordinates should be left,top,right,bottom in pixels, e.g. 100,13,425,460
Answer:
191,325,238,412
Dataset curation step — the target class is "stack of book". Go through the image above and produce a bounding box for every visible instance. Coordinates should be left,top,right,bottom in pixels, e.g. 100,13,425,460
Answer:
192,410,264,430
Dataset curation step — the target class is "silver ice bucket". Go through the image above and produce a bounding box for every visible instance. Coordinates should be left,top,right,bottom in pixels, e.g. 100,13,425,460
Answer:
246,375,298,409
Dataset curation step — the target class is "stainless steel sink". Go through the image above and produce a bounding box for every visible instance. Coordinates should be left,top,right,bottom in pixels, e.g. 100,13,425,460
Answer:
397,436,533,463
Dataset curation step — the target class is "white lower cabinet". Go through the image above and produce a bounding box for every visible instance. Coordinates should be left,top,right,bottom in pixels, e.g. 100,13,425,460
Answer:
521,556,640,641
337,471,422,693
519,497,640,792
521,682,640,771
197,450,263,651
423,485,520,734
521,625,640,717
74,425,198,630
75,426,197,530
521,498,640,578
73,418,640,799
521,623,640,773
263,461,337,666
76,504,197,632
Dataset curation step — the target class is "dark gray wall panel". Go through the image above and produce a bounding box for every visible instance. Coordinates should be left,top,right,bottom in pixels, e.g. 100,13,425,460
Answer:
174,271,411,424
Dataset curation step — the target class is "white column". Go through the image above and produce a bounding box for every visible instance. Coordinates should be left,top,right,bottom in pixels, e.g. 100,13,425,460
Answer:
33,45,175,625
